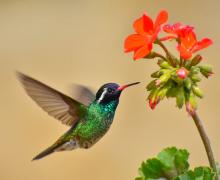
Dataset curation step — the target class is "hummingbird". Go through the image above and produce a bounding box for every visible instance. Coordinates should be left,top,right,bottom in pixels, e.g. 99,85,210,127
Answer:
17,72,140,160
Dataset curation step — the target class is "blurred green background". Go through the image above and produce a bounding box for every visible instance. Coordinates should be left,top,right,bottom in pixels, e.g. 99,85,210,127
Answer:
0,0,220,179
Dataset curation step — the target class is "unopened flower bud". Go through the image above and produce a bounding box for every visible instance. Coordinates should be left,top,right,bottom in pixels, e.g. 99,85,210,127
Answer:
176,67,189,79
199,64,213,78
190,55,202,66
149,97,160,110
184,78,192,90
151,71,161,78
192,85,203,98
158,60,171,69
176,87,185,108
146,80,156,91
191,74,201,82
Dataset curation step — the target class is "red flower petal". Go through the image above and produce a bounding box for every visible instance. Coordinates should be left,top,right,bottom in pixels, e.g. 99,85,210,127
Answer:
177,44,192,60
124,34,147,52
154,10,168,29
180,30,197,49
163,23,182,34
192,38,213,53
133,44,151,60
163,24,174,33
142,13,154,34
133,17,146,35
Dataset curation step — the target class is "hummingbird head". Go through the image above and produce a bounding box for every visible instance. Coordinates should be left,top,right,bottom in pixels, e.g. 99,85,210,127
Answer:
95,82,140,105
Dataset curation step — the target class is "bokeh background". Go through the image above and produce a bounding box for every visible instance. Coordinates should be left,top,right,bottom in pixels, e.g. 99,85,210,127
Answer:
0,0,220,179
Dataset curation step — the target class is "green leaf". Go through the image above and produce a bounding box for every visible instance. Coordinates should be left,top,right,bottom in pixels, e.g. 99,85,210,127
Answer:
137,158,167,179
136,147,189,180
175,167,215,180
158,147,189,174
175,149,190,174
216,163,220,179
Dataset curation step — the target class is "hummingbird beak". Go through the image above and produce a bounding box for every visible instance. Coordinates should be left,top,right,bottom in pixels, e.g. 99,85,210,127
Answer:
117,82,140,91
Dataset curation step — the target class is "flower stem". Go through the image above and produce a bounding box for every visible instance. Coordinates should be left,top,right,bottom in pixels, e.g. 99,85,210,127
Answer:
153,52,167,60
191,112,219,179
156,40,176,67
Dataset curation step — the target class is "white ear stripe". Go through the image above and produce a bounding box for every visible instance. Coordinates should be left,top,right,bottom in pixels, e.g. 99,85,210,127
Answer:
97,88,108,103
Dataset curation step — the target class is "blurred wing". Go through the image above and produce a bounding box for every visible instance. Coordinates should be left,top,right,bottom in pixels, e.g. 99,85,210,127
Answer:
71,84,95,106
17,72,87,126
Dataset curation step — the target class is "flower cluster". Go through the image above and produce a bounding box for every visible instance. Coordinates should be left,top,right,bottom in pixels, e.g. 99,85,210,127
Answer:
124,10,213,115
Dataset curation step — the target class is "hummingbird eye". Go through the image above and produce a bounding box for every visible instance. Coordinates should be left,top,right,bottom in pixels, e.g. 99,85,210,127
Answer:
107,88,114,94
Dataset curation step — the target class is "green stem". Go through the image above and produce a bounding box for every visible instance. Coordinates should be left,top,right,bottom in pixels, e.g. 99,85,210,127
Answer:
191,112,219,180
156,40,176,67
153,52,167,60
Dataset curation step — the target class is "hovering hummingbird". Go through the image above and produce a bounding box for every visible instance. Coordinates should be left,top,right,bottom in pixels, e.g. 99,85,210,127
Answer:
17,72,140,160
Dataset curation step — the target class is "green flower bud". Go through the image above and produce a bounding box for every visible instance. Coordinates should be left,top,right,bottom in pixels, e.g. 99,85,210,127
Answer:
190,55,202,66
157,71,171,86
190,66,200,74
158,59,172,69
157,86,170,100
199,64,213,78
151,71,161,78
192,85,203,98
176,87,185,108
199,64,212,72
146,80,156,91
191,74,201,82
184,78,192,90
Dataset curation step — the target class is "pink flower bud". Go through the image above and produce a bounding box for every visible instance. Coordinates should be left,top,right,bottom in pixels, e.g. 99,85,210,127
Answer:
149,98,160,109
155,79,161,86
176,67,188,79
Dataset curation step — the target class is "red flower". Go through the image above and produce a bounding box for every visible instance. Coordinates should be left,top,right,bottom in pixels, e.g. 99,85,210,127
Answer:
161,23,194,41
162,23,213,60
176,67,189,79
124,10,168,60
178,29,213,60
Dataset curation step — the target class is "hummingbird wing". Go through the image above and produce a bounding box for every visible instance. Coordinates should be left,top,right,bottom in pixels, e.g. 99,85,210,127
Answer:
17,72,87,126
70,84,95,106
